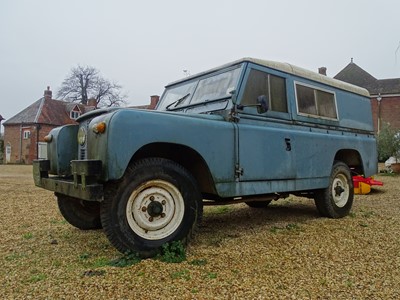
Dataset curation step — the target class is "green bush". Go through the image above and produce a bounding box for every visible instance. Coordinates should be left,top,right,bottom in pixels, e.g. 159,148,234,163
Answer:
377,123,400,162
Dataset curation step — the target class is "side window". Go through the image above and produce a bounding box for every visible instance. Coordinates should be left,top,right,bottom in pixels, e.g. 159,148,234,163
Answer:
295,83,337,119
241,69,287,113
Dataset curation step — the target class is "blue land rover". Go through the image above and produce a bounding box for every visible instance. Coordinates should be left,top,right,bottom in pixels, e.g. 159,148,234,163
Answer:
33,58,378,257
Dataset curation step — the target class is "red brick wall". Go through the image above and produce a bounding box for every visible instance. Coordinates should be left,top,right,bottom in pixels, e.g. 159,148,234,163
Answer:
371,96,400,133
3,123,56,164
4,124,24,164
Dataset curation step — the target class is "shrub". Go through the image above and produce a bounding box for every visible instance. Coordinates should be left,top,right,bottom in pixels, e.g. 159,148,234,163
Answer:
377,123,400,162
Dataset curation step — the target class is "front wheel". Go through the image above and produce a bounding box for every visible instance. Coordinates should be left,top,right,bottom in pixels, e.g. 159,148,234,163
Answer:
314,161,354,218
100,158,203,257
57,194,102,230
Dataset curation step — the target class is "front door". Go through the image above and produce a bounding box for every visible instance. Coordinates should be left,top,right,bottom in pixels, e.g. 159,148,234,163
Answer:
237,116,296,181
235,65,296,181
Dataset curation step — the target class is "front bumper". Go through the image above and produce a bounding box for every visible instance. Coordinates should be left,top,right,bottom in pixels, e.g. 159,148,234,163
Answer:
33,160,104,201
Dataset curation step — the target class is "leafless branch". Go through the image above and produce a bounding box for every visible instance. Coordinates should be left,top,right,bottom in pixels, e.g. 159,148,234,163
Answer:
56,65,127,107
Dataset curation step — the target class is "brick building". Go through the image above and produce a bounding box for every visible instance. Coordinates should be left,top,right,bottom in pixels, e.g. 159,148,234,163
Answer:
334,59,400,133
2,87,95,164
2,87,160,164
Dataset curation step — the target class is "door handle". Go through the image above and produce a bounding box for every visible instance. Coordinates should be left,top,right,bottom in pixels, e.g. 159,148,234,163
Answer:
285,138,291,151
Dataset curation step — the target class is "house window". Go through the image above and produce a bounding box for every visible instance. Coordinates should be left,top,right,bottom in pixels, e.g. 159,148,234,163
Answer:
295,83,338,119
70,111,81,119
23,130,31,139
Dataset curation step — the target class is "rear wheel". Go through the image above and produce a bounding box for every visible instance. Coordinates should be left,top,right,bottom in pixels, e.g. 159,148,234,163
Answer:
314,161,354,218
57,194,102,230
100,158,202,257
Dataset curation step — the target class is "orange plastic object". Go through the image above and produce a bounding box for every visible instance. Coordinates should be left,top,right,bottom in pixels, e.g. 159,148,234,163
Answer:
353,175,383,195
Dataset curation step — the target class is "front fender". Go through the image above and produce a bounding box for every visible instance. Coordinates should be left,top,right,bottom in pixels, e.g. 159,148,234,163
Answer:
104,110,235,182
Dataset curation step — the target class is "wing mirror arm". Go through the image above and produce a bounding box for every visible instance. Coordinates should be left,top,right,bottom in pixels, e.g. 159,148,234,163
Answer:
235,95,269,114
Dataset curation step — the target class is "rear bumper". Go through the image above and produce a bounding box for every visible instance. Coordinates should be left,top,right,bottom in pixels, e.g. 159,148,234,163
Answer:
33,160,104,201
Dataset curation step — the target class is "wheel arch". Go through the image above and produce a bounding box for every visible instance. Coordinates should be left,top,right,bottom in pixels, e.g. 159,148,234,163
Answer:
334,149,363,175
131,142,217,195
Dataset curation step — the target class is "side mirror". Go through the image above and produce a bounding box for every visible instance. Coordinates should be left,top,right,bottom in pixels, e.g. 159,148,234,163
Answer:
229,89,237,104
257,95,269,114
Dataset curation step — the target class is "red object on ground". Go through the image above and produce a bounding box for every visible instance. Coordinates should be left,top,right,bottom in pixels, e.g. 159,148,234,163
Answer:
353,175,383,194
353,175,383,187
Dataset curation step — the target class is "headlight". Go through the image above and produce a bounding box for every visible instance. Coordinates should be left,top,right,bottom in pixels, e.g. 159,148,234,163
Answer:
77,127,87,145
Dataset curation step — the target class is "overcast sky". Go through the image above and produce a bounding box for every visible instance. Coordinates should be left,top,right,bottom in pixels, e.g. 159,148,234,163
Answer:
1,0,399,125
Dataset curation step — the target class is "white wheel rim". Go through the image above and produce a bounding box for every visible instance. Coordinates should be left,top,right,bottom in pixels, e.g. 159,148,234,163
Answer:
126,180,185,240
332,174,350,208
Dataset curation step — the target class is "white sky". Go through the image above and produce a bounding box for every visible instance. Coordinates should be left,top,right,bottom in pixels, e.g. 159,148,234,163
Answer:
1,0,400,126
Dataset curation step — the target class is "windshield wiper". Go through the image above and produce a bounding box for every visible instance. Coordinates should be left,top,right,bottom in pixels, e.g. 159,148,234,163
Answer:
166,93,191,111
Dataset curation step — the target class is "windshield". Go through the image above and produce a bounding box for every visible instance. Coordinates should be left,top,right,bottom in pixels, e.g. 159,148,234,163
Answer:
157,66,243,111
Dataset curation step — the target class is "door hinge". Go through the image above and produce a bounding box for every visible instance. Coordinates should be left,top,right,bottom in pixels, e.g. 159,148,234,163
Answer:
235,164,244,179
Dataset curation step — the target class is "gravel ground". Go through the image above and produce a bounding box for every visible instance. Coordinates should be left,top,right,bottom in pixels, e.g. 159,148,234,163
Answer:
0,164,399,299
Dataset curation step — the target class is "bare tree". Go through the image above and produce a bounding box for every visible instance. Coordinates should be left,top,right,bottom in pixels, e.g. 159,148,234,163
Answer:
57,65,127,107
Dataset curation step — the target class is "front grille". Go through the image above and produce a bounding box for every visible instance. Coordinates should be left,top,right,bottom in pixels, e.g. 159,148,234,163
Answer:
79,148,86,160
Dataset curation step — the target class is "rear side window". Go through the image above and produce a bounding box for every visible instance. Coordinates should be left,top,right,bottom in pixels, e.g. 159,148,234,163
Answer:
295,83,337,119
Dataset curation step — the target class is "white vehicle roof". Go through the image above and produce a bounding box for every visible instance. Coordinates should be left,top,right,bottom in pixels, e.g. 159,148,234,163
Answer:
167,57,370,97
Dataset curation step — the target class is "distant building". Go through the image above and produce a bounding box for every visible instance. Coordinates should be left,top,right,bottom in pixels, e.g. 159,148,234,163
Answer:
334,59,400,132
2,88,160,164
131,95,160,110
2,87,95,164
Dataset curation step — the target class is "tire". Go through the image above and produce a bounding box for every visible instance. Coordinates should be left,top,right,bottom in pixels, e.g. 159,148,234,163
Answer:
100,158,203,258
56,194,102,230
245,200,272,208
314,161,354,218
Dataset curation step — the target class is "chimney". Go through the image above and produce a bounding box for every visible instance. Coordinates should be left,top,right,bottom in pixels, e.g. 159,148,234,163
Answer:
87,98,97,108
44,86,52,101
149,95,160,109
318,67,327,76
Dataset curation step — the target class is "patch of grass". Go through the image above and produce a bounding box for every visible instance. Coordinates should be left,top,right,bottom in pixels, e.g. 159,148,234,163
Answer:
170,269,191,280
206,272,217,279
5,252,27,261
360,210,375,218
91,257,110,268
108,251,141,267
208,206,233,215
320,278,328,286
22,232,33,239
51,260,62,267
157,241,186,263
345,279,353,288
189,259,207,266
285,223,300,231
79,253,91,261
27,273,46,283
379,172,397,177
